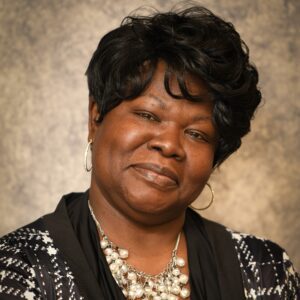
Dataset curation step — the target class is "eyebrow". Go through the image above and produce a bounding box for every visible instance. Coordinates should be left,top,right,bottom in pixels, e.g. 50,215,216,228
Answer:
148,93,212,122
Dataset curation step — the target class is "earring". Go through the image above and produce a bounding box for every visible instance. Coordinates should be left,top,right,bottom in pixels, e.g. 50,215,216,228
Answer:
190,183,214,211
84,139,93,172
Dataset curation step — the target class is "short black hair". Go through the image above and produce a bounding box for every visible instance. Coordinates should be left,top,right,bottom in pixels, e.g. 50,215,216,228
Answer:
86,6,261,166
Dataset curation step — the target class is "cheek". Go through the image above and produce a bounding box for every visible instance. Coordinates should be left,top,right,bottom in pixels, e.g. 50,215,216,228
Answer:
189,144,215,171
181,148,214,197
94,122,150,169
186,161,212,185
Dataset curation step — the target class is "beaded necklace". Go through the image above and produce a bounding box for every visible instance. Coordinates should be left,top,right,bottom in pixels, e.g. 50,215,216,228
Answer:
88,201,190,300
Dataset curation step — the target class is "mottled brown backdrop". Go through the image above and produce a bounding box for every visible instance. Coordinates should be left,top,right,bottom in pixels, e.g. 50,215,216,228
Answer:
0,0,299,270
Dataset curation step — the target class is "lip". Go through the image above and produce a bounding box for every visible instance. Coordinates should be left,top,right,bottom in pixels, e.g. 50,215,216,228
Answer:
131,163,179,187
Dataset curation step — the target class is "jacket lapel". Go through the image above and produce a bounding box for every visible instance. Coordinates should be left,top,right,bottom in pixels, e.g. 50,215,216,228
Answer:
42,195,105,300
202,216,245,300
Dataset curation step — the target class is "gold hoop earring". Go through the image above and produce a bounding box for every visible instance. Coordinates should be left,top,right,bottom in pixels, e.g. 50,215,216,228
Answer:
190,183,214,211
84,139,93,172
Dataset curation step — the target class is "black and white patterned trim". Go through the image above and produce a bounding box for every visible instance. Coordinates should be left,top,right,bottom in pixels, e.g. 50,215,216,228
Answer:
229,230,299,299
0,225,83,300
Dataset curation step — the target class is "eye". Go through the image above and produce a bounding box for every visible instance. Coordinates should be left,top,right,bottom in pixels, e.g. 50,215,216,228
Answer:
185,129,208,142
134,111,159,122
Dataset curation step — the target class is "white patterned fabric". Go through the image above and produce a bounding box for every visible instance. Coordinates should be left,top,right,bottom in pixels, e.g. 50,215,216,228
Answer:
229,230,299,299
0,224,83,299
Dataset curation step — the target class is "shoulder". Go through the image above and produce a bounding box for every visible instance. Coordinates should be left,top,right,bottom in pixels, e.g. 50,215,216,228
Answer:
227,229,300,299
0,218,83,299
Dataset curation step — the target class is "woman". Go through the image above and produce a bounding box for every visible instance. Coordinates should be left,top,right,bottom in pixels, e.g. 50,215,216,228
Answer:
0,5,298,300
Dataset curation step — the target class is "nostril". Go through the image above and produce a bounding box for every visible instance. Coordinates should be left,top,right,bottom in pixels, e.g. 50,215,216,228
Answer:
148,143,183,161
151,145,162,152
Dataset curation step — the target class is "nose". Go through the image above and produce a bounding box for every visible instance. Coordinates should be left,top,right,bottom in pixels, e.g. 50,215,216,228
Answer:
147,125,186,161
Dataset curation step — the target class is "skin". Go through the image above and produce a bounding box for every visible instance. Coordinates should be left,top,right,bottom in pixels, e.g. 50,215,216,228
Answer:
88,61,217,278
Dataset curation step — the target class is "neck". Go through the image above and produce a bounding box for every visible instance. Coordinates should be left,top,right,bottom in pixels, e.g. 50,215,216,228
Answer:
88,185,186,259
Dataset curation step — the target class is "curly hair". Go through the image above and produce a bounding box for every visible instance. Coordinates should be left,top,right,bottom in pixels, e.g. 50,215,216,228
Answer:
86,6,261,166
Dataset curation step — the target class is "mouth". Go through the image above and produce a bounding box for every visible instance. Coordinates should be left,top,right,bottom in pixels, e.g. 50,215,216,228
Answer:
131,163,179,189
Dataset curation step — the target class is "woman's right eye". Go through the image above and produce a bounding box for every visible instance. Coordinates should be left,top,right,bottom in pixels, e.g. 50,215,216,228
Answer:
134,111,159,122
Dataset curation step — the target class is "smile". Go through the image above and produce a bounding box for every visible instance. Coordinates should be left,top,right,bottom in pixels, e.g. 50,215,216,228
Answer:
131,163,179,189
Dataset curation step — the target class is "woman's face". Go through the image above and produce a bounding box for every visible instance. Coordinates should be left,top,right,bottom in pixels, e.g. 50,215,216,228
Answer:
89,61,217,224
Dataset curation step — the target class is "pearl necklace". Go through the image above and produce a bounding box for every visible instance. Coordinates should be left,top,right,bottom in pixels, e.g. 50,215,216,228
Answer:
88,201,190,300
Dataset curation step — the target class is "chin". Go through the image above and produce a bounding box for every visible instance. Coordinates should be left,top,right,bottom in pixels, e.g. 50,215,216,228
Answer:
125,195,185,220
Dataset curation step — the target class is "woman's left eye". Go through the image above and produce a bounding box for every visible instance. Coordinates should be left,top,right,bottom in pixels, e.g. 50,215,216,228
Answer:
186,130,208,142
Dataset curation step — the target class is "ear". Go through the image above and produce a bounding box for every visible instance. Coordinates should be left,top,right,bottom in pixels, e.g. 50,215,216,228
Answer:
88,96,100,142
